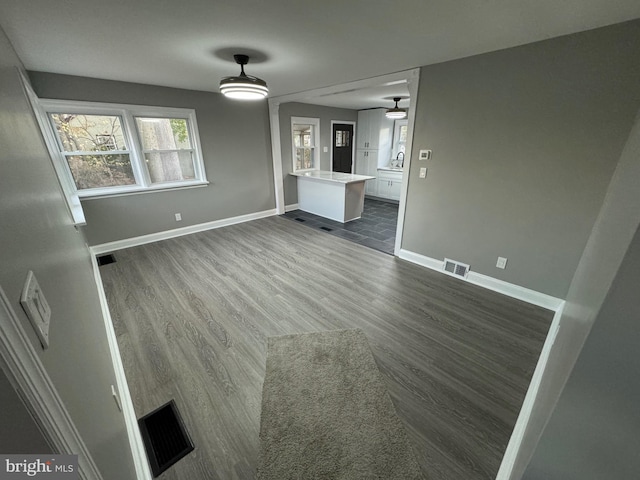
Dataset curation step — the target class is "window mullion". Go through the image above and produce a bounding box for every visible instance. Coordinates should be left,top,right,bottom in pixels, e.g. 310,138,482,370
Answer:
122,110,150,187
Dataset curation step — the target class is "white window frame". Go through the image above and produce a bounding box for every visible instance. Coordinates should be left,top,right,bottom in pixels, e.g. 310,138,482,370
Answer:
291,116,320,172
392,119,409,158
37,99,208,199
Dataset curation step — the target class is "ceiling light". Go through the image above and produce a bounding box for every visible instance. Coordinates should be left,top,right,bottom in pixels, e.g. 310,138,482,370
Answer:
219,54,268,100
386,97,407,119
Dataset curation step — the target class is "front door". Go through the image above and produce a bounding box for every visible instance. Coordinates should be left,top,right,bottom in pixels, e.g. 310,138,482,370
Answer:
332,123,354,173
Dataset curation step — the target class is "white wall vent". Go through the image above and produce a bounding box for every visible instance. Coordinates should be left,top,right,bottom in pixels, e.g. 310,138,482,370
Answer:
443,258,470,278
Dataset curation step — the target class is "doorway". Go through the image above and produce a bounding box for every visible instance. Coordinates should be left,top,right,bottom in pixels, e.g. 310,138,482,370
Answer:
331,122,355,173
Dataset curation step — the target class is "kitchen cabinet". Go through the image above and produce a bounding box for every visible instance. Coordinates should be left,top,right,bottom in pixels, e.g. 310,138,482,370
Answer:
376,169,403,201
356,109,394,151
355,150,378,196
356,109,394,197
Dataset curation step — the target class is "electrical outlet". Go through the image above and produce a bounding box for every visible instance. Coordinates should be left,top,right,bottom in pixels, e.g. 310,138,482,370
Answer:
419,167,427,178
175,213,182,221
496,257,508,269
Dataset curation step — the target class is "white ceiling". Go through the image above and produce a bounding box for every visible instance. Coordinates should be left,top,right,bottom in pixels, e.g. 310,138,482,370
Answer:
1,0,638,110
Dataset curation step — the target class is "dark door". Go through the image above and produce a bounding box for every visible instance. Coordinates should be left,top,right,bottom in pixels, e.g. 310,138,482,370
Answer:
332,123,354,173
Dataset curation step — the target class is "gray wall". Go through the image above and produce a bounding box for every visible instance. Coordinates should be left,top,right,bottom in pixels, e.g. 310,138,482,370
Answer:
402,20,640,299
523,222,640,479
29,71,275,246
0,370,51,453
278,102,358,206
0,28,136,477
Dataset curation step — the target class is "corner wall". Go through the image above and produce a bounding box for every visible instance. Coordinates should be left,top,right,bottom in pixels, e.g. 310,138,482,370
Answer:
403,20,640,299
29,72,276,246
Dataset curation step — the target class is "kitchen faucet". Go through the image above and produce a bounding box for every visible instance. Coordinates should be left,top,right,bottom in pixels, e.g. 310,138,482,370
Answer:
396,152,405,167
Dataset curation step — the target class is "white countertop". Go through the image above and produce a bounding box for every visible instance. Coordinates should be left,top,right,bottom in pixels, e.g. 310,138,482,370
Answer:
377,166,404,172
291,170,375,184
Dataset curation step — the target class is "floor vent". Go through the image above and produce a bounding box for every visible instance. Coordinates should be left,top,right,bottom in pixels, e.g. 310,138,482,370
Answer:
96,254,116,266
295,217,306,222
138,400,194,477
320,226,333,232
443,258,470,278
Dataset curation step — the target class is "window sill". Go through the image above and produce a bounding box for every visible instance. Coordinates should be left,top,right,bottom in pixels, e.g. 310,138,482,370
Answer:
69,194,87,226
78,181,210,200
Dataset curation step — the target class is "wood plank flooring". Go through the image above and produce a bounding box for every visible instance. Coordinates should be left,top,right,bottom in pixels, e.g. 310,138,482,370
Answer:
100,215,553,480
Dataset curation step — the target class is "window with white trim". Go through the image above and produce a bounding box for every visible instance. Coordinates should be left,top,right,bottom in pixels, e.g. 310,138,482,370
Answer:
392,119,408,157
39,100,207,198
291,117,320,172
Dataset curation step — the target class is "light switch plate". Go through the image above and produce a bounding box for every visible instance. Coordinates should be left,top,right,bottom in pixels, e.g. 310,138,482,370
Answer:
20,271,51,349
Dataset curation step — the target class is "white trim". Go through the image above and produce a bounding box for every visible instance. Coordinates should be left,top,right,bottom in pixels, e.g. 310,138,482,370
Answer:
496,304,564,480
329,120,357,172
397,249,444,271
17,70,86,226
466,271,564,312
285,203,300,212
78,181,209,200
89,256,153,480
91,208,277,254
397,249,564,311
268,101,285,214
394,69,420,256
0,287,103,480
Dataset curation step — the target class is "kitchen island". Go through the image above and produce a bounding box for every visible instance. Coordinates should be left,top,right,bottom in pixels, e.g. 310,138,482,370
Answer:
290,170,375,223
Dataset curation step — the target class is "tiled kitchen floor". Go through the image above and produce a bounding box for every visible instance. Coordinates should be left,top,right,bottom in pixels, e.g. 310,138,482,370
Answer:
282,198,399,255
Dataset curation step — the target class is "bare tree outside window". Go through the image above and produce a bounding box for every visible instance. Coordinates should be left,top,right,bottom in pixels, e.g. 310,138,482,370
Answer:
49,114,135,189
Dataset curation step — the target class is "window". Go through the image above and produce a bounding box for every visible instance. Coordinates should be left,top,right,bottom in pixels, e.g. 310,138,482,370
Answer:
392,119,408,157
39,100,207,197
291,117,320,171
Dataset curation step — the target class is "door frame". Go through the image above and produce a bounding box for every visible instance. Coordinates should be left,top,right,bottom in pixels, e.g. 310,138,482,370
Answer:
330,120,356,173
268,68,421,256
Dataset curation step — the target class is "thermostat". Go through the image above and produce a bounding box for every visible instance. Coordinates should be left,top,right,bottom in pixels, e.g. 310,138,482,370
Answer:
419,149,432,160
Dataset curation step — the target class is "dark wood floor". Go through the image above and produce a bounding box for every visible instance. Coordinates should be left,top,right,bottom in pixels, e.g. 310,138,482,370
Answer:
100,216,553,480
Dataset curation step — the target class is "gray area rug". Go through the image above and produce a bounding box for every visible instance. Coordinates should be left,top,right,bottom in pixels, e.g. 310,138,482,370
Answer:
257,328,425,480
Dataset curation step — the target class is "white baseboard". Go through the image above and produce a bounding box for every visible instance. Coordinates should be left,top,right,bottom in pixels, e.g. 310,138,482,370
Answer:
91,208,277,254
397,249,564,311
495,304,564,480
285,203,300,212
89,256,152,480
0,287,103,480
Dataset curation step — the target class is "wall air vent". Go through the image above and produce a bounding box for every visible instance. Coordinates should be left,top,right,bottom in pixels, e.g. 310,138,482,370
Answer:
443,258,470,278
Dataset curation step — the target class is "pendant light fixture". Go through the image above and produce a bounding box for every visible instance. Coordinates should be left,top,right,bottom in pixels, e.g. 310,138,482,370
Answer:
219,54,269,100
385,97,407,119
